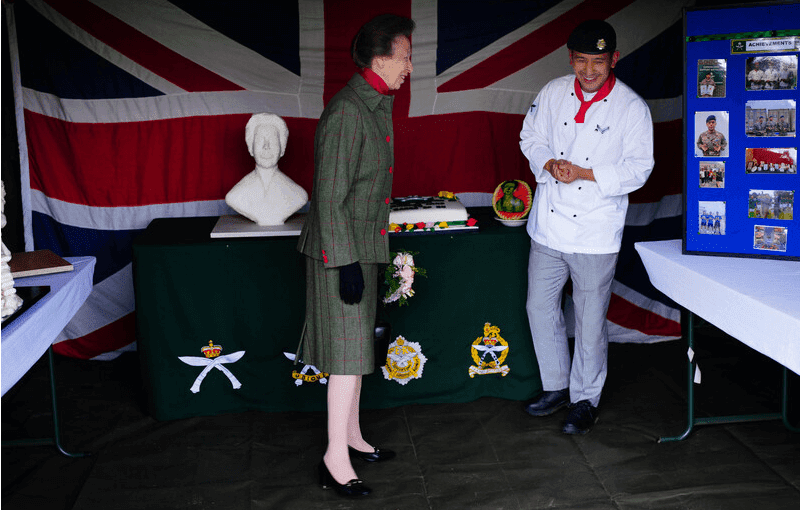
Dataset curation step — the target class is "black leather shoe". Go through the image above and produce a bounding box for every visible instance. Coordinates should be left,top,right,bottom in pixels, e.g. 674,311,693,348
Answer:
562,400,599,435
524,389,569,416
349,446,396,463
318,461,371,497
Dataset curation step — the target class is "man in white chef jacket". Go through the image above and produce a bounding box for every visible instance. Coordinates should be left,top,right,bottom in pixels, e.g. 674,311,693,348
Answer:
519,19,654,434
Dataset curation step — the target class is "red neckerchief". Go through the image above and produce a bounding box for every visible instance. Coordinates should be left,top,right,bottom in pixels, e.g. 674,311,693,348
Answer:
573,72,616,123
359,68,389,95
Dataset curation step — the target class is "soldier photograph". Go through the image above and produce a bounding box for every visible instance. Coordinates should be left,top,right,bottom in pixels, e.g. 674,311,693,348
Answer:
695,112,728,157
699,161,724,188
698,201,725,236
746,100,795,138
747,56,797,91
697,59,725,98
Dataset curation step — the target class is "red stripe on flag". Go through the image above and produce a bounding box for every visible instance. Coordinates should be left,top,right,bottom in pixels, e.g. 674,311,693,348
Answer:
46,0,244,92
323,1,412,117
26,111,318,207
393,111,531,196
630,119,683,204
437,0,635,93
606,293,681,338
27,106,676,209
53,313,137,360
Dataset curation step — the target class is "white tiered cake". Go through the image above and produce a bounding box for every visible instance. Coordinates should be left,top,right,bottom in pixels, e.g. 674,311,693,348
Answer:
388,195,476,233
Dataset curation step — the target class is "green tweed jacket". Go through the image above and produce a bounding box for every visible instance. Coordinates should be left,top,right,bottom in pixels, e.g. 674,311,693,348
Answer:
297,73,395,267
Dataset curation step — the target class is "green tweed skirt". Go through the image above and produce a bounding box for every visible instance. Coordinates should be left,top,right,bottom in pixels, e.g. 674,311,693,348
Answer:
301,257,378,375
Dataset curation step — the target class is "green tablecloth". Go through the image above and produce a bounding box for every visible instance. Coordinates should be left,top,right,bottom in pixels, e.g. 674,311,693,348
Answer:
133,208,541,420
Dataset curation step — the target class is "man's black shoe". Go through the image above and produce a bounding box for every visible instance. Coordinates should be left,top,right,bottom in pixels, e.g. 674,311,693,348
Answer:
524,389,569,416
562,400,598,435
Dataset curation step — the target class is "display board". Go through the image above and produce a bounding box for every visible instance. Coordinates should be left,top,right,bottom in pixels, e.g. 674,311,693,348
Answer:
684,2,799,260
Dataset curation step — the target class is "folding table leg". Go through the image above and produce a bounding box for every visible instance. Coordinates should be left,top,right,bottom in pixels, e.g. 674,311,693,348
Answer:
659,311,791,443
658,312,697,443
782,367,800,433
2,347,90,457
47,346,90,458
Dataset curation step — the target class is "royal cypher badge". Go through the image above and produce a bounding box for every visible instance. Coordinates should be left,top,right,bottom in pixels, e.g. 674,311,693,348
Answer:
468,323,510,378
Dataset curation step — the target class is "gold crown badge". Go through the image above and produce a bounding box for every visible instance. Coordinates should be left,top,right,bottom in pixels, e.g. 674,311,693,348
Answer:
483,323,501,345
596,39,606,51
483,323,501,337
201,341,222,358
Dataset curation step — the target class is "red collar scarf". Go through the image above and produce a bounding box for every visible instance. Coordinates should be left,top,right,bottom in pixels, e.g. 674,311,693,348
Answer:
573,72,616,123
360,68,389,95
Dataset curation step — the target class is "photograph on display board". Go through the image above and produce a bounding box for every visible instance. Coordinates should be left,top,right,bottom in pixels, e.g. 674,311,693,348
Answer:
748,189,794,220
745,99,796,137
695,111,729,157
753,225,788,252
699,161,725,188
698,200,726,235
745,147,797,174
745,55,797,91
697,59,726,98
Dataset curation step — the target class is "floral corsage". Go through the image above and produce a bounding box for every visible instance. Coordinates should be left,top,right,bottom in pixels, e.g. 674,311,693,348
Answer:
383,251,426,306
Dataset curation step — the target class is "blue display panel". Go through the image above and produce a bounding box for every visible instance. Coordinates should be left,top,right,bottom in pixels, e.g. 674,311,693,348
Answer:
684,3,799,260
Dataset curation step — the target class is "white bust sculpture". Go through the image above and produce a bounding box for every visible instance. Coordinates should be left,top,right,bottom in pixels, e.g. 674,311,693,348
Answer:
1,180,23,319
225,113,308,226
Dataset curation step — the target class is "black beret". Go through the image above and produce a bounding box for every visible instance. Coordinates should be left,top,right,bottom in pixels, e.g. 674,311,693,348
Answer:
567,19,616,55
706,115,716,123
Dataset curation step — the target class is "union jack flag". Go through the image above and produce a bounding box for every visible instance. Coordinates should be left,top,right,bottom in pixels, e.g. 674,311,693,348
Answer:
7,0,686,359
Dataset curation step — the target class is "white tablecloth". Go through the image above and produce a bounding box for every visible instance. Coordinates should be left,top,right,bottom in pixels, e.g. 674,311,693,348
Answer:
1,256,96,395
635,240,799,375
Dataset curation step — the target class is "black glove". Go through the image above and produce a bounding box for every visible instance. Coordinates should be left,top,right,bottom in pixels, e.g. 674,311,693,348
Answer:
339,261,364,305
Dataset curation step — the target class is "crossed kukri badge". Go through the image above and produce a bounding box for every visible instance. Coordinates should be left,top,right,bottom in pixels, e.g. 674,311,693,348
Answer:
179,341,245,393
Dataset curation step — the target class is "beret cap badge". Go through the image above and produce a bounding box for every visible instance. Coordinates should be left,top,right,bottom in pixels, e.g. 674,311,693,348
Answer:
567,19,616,55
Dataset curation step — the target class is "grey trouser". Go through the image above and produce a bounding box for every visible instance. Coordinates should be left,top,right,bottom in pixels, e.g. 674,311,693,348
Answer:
526,241,618,407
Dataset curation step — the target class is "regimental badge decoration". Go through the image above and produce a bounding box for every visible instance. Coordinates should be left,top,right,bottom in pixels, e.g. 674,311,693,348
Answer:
382,335,427,385
178,341,245,394
283,352,328,386
468,323,510,378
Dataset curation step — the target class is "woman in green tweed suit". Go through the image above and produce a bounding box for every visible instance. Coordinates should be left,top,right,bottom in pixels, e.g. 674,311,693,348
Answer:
296,14,415,498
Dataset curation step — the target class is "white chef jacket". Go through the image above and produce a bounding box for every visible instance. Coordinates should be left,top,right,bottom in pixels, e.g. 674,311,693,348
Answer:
519,74,654,254
748,69,764,82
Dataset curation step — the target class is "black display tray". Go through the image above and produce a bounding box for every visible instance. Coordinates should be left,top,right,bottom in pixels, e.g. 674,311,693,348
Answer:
1,285,51,330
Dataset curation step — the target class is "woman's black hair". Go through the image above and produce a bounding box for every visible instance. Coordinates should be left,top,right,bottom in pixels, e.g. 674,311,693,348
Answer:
351,14,415,69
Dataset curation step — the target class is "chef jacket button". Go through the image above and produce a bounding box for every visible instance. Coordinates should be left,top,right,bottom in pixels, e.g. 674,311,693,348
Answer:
386,135,391,142
564,122,567,125
560,152,564,155
385,198,390,204
578,186,582,190
380,229,387,236
573,214,577,218
389,166,393,173
550,209,554,213
586,157,589,161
